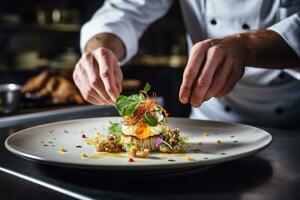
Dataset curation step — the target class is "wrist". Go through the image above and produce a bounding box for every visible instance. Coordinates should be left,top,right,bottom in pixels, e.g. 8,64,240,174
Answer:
238,32,255,66
222,32,252,66
238,30,267,66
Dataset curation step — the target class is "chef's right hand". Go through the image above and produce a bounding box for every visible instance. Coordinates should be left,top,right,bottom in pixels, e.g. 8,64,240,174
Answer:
73,47,123,105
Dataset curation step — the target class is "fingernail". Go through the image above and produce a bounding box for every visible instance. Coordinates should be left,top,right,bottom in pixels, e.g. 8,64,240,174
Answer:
111,95,117,102
191,101,201,108
192,103,201,108
181,97,187,104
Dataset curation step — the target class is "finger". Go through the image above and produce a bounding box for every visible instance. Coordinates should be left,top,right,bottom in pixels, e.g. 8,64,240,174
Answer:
203,56,233,101
81,89,101,105
74,73,100,105
113,61,123,94
81,53,112,104
216,64,244,97
179,40,212,104
93,48,119,101
190,45,225,107
75,62,107,104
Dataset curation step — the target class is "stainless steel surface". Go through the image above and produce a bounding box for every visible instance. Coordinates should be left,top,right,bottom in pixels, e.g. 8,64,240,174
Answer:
0,83,21,114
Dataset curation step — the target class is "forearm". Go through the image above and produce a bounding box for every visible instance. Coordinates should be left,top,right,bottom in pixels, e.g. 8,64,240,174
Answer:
84,33,126,61
240,30,300,68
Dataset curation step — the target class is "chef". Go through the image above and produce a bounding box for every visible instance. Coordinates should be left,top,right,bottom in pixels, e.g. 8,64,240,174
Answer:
73,0,300,129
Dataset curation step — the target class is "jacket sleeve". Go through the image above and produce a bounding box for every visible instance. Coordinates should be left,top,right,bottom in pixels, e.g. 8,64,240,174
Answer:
268,12,300,79
80,0,173,64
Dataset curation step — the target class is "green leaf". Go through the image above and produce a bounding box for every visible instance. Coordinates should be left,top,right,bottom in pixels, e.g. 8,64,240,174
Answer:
108,122,123,136
143,82,151,93
115,94,144,116
124,142,134,152
107,122,123,143
144,113,158,126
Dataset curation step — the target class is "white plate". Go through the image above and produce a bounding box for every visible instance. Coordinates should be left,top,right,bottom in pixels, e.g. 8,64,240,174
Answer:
5,117,272,171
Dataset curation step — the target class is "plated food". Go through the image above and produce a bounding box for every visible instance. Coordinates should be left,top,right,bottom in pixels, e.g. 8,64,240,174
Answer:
5,116,272,170
5,83,273,171
92,83,185,158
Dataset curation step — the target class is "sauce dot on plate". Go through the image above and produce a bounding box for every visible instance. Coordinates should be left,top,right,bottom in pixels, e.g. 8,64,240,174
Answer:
95,132,101,136
80,153,88,158
202,132,209,137
59,147,67,153
84,140,91,145
186,156,195,161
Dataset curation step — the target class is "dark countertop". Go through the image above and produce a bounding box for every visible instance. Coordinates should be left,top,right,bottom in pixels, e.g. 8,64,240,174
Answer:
0,105,299,200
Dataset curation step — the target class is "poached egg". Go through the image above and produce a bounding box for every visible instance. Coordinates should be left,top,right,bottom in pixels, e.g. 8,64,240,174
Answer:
122,122,165,140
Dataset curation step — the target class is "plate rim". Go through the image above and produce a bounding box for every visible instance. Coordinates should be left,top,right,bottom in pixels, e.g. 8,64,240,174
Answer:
5,117,272,170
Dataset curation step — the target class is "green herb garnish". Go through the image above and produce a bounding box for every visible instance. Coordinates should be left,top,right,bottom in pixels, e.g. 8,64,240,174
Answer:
115,94,144,116
144,113,158,126
143,82,151,93
115,82,152,117
124,142,134,152
107,122,123,144
115,83,168,127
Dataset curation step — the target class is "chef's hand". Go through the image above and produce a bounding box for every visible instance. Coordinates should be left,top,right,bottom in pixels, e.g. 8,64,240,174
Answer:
73,33,125,105
179,36,246,107
179,30,300,107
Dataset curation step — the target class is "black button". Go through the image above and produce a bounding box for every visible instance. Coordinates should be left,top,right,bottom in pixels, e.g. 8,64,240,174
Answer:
242,23,250,30
275,107,284,115
224,106,231,112
210,19,217,25
278,72,286,79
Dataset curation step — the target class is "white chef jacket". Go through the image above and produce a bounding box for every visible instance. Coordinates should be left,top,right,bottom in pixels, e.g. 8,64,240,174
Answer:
80,0,300,129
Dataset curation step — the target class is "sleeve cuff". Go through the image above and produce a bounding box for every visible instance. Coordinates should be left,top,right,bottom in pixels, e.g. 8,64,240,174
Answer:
80,20,138,65
268,13,300,58
268,13,300,80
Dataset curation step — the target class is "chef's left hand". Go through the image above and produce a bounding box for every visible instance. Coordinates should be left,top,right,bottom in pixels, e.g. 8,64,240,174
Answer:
179,35,247,107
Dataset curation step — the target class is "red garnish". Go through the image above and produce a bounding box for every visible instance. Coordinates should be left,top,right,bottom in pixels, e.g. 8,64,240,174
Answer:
124,88,168,126
128,157,135,162
108,136,115,141
81,134,86,138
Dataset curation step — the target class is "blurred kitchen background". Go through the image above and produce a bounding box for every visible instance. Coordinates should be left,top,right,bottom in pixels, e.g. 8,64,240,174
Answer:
0,0,190,117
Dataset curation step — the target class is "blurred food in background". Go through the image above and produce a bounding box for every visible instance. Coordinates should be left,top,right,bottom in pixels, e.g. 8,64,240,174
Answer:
21,69,84,106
